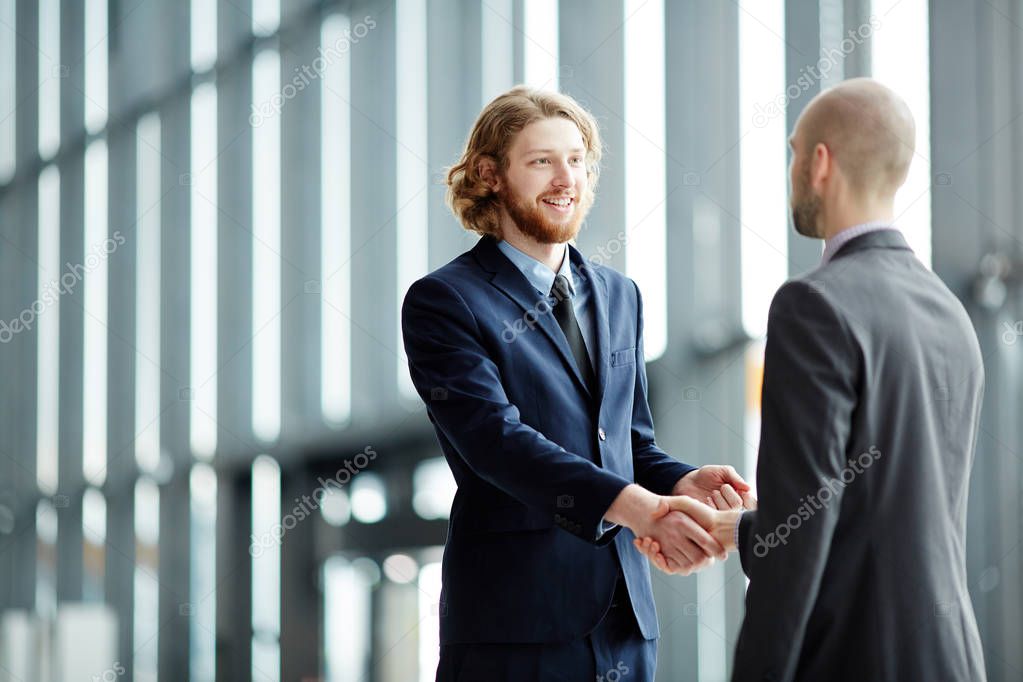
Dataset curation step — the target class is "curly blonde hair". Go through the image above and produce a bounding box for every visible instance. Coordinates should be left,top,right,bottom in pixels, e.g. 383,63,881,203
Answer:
446,86,603,238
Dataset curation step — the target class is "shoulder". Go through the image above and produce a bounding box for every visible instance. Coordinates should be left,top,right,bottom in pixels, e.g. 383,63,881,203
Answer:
405,248,485,304
767,278,858,358
769,277,840,321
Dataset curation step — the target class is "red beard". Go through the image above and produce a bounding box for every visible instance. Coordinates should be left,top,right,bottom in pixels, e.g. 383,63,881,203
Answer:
499,185,587,244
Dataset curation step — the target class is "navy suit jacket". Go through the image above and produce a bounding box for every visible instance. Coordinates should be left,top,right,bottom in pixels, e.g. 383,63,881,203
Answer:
401,235,695,645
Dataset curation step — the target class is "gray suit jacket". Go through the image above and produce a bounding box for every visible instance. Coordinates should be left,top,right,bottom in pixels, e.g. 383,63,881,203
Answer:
734,230,987,681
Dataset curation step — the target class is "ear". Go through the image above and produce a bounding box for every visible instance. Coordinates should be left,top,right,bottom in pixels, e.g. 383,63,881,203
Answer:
809,142,831,192
477,156,501,192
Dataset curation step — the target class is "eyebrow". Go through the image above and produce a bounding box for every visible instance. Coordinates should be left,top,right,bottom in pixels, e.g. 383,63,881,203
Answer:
523,148,586,155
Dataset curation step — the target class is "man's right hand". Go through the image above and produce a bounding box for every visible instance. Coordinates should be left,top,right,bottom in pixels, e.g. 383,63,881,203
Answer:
633,496,743,575
605,484,726,575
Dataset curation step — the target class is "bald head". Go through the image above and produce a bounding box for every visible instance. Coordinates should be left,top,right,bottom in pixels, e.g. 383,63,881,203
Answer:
795,78,916,198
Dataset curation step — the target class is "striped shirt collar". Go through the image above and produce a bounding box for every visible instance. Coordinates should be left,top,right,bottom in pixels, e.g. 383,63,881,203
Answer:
821,221,896,264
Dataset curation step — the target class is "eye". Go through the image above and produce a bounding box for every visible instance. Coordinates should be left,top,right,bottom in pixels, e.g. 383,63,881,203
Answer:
569,156,584,165
532,158,550,165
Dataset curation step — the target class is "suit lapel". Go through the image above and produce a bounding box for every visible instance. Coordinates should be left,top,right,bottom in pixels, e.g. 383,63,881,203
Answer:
476,237,592,397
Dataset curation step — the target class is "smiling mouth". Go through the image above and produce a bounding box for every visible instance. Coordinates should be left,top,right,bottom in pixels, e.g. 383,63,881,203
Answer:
541,197,574,210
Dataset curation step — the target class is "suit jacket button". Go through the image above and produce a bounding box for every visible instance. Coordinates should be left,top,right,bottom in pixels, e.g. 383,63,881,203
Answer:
598,427,606,441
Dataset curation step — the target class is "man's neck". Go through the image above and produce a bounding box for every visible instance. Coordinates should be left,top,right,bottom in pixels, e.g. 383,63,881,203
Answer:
820,197,895,241
501,227,567,273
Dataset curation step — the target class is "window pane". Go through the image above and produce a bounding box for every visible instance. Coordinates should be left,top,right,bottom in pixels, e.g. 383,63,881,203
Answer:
320,15,352,426
251,455,281,680
82,487,106,600
83,139,109,486
872,0,932,267
523,0,559,91
134,479,160,682
252,0,279,37
738,0,787,337
396,0,428,400
323,556,371,682
84,0,107,133
190,0,217,73
190,464,217,681
135,113,162,473
481,0,513,105
0,0,15,184
37,165,60,495
190,82,218,459
36,501,58,620
417,561,443,682
38,0,59,159
252,49,282,443
624,0,667,360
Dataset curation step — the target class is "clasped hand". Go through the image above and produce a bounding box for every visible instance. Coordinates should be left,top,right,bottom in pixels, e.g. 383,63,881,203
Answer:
634,466,757,575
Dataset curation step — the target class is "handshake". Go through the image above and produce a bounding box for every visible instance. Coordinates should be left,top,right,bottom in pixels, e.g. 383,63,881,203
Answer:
605,465,757,576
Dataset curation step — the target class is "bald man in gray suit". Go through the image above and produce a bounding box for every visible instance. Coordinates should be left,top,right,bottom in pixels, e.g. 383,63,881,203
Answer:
637,78,987,681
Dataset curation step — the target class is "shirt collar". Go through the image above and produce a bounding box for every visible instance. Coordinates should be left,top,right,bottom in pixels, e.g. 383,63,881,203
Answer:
496,239,575,297
822,221,895,264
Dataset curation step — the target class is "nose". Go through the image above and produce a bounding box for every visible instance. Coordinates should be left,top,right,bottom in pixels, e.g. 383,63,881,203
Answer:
551,159,573,188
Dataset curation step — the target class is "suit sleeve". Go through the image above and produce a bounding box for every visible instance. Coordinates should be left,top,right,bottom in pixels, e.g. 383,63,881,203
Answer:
732,280,859,681
629,282,698,494
402,275,632,544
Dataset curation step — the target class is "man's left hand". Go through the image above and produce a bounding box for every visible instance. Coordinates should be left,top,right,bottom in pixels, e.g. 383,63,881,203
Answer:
672,465,757,511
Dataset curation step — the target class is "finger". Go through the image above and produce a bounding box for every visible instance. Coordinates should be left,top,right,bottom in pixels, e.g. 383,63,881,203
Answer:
638,539,660,560
666,537,699,570
740,491,759,510
664,552,691,576
676,512,727,560
649,497,671,520
720,484,744,508
711,490,728,510
668,496,715,527
683,539,716,572
654,552,673,574
681,538,714,572
723,465,751,491
634,539,658,556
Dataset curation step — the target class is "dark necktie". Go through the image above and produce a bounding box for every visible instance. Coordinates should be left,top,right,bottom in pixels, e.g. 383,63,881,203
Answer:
551,274,596,393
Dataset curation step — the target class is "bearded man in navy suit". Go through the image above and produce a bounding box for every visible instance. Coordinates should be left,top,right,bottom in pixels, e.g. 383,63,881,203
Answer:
402,86,754,682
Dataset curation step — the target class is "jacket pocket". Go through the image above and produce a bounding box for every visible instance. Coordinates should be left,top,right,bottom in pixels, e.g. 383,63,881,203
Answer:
610,347,637,367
